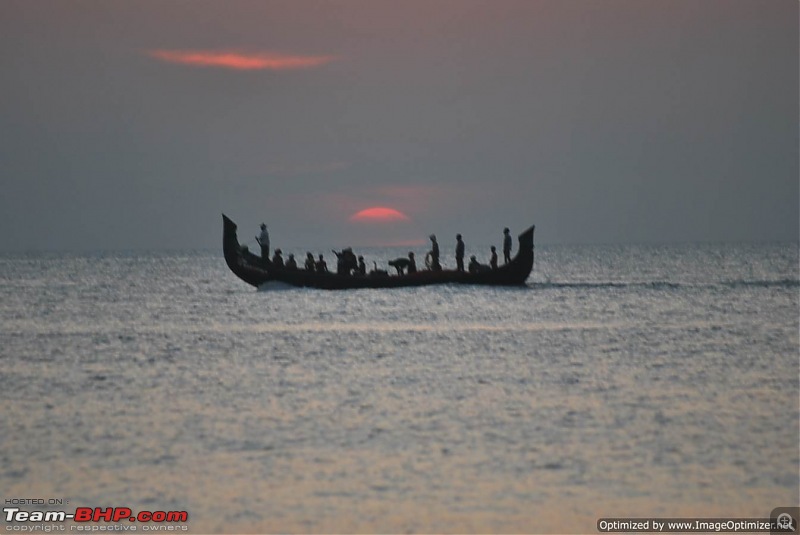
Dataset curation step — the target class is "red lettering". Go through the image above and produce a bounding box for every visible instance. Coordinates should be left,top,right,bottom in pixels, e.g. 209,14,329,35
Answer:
166,511,188,522
74,507,188,524
94,508,114,522
74,508,93,522
113,508,132,522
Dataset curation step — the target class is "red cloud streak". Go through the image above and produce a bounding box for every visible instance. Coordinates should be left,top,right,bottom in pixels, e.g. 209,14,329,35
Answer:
148,49,337,70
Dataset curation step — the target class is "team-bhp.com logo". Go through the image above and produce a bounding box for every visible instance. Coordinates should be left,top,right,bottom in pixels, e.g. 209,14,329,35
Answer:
4,507,189,530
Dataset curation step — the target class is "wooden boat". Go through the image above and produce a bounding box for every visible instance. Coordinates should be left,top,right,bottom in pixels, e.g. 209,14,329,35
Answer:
223,214,534,289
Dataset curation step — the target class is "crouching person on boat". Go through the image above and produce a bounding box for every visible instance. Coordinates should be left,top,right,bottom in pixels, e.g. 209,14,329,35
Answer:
388,252,415,275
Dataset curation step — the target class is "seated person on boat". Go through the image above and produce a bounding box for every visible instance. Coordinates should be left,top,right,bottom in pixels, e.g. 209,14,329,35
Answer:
468,255,490,273
272,249,284,268
305,252,316,271
316,254,328,272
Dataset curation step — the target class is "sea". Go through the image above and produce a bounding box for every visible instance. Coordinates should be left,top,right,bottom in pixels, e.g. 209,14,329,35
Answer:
1,242,798,534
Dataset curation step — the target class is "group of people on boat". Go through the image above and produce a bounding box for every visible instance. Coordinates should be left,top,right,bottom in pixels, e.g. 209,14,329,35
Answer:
425,228,512,273
254,222,514,276
255,225,363,275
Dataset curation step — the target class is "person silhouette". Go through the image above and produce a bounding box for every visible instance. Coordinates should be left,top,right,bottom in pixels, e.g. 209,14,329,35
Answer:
428,235,441,271
305,252,316,271
256,223,270,259
271,249,284,268
316,254,328,273
468,255,480,273
502,227,512,264
455,234,465,272
407,252,417,274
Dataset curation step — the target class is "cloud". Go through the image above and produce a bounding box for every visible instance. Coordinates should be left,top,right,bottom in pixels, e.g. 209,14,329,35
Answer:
147,49,337,71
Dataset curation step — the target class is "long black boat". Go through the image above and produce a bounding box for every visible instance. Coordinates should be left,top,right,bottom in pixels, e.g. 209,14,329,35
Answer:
223,214,534,289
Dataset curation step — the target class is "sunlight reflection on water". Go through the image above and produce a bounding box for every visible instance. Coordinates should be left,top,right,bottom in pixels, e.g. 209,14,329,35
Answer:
0,244,797,533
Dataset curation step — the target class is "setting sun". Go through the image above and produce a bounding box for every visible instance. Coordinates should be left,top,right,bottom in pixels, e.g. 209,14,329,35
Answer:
349,206,410,223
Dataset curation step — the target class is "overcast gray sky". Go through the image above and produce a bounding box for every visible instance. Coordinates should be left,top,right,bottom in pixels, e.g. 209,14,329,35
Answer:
1,0,797,251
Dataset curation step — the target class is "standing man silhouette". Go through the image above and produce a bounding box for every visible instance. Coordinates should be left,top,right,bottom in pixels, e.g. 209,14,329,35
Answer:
502,227,512,264
428,235,441,271
455,234,465,272
256,223,270,259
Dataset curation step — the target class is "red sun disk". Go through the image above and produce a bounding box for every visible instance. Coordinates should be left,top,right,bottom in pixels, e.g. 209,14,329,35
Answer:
349,207,410,222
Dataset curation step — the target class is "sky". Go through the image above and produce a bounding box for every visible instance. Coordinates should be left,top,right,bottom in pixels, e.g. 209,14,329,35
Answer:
1,0,797,251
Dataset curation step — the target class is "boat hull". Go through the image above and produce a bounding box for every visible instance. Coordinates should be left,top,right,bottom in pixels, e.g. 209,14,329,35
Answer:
223,214,534,289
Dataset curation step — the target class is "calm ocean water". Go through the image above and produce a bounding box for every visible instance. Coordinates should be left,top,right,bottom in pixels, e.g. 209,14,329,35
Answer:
1,242,798,533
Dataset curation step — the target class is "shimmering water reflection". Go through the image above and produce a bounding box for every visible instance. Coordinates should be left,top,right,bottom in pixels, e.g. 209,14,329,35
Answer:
0,243,797,533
